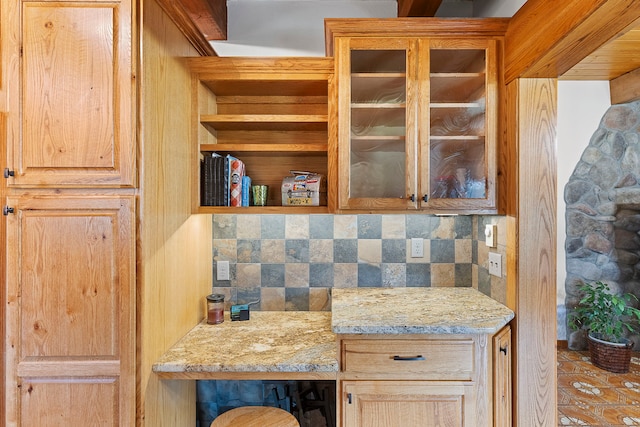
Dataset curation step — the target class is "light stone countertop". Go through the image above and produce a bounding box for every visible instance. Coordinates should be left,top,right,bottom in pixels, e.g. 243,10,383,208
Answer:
332,287,515,335
152,311,338,379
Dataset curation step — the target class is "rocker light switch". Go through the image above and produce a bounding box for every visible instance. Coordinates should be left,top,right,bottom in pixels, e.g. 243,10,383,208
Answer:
485,224,497,248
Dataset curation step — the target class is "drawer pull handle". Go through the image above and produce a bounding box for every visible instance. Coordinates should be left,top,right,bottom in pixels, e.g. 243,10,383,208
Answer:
347,393,352,404
393,355,425,361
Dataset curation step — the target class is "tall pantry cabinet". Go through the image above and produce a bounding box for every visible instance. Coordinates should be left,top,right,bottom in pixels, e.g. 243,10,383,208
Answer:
1,0,212,425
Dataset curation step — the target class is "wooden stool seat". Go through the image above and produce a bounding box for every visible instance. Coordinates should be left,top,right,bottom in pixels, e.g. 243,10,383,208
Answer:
211,406,299,427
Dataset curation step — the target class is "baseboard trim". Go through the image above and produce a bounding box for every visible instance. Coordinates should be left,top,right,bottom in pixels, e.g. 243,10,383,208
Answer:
557,340,568,349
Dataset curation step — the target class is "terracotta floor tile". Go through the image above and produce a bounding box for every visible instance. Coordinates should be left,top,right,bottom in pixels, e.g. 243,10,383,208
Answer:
558,349,640,426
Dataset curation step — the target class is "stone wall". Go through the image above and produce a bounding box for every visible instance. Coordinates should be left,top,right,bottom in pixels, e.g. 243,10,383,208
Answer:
565,100,640,349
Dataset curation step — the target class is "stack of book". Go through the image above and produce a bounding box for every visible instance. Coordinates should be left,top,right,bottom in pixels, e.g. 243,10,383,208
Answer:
201,153,251,206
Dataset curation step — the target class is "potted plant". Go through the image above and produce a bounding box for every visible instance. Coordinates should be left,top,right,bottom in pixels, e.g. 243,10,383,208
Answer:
569,281,640,373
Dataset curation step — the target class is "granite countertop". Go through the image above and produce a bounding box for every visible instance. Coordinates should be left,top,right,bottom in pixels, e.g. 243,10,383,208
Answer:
152,311,338,379
331,287,515,335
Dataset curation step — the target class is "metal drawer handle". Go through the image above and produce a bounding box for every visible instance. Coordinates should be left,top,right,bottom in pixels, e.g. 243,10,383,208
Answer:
393,355,425,361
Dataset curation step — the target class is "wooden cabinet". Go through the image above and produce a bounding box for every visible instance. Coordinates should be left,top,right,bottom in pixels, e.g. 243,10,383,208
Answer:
187,57,335,213
493,325,512,427
2,1,137,425
4,1,135,188
329,19,504,213
337,328,511,426
4,196,135,426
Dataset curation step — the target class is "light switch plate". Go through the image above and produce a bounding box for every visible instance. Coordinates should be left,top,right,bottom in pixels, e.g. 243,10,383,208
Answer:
489,252,502,277
485,224,497,248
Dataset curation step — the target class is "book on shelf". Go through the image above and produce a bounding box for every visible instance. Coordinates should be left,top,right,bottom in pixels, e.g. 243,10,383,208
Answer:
227,154,245,207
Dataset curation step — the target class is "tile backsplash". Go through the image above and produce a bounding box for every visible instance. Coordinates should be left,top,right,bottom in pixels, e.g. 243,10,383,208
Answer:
212,214,506,311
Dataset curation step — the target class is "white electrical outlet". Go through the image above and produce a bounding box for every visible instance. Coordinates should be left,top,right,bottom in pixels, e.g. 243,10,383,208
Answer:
217,260,230,281
485,224,498,248
489,252,502,277
410,238,424,258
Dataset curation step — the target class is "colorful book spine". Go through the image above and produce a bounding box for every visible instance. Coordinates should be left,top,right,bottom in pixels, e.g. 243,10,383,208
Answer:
227,155,245,207
241,176,251,207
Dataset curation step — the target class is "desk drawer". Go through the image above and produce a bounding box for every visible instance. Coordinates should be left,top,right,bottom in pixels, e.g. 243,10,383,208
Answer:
341,339,474,379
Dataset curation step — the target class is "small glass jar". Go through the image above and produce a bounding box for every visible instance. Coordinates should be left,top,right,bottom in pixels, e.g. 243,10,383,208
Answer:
206,294,225,324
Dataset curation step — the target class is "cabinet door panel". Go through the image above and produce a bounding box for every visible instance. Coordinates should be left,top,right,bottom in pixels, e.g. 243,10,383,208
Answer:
8,2,134,187
342,381,474,427
5,196,134,427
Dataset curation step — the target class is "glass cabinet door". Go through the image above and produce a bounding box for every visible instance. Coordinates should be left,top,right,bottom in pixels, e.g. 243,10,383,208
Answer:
420,38,497,211
337,38,418,210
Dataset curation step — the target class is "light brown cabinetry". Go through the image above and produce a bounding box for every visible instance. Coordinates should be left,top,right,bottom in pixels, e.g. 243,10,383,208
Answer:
187,57,335,213
5,1,135,188
337,328,511,426
328,19,504,213
493,325,512,426
4,196,135,426
2,0,136,425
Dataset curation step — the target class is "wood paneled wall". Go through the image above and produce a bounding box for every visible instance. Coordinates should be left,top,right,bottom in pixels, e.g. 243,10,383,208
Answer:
137,0,212,425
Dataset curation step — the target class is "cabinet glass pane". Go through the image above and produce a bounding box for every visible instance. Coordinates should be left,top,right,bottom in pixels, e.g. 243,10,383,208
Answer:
350,50,407,199
430,49,486,199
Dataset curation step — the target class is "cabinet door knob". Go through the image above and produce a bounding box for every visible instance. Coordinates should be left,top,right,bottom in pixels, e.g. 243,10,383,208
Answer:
500,346,508,355
3,206,15,216
422,194,428,202
4,168,14,178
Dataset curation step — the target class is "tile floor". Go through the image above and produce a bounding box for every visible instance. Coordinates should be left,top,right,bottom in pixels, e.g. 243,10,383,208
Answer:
558,349,640,426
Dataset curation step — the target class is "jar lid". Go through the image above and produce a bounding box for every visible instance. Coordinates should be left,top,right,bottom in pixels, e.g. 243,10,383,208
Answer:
207,293,225,302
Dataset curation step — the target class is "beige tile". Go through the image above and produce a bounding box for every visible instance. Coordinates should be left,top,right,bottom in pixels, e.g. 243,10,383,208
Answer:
214,239,238,262
236,215,261,239
261,239,285,263
431,264,455,286
236,263,261,287
382,215,406,239
334,263,358,288
358,239,381,263
285,264,309,287
432,216,456,239
455,239,472,263
309,288,331,311
309,239,333,263
260,288,285,311
285,215,309,239
334,215,357,238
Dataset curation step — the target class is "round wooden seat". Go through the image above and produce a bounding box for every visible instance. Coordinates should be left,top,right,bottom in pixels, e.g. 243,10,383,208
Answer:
211,406,299,427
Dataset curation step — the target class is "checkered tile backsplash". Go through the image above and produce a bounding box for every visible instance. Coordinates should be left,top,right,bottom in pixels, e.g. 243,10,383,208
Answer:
212,214,507,311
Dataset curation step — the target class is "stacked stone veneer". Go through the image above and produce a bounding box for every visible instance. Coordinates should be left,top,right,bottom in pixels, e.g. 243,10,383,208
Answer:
565,100,640,350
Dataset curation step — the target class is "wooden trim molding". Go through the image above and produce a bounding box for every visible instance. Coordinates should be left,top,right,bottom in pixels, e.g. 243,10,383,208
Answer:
152,0,217,56
610,67,640,104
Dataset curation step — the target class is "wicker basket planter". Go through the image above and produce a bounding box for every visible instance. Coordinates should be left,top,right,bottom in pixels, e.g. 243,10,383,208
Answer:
588,333,634,373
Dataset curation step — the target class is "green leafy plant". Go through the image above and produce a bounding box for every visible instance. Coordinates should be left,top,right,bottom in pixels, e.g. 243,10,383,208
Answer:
569,281,640,343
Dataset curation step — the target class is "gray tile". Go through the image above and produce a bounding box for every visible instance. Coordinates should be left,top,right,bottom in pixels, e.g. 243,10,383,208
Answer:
407,263,431,287
358,263,382,287
213,215,238,239
237,239,261,263
261,215,285,239
237,287,261,306
454,216,473,239
261,264,285,287
478,267,492,296
285,239,310,263
431,239,455,263
334,239,358,263
382,263,406,287
382,239,406,263
309,263,334,287
406,215,437,238
455,264,473,287
358,214,382,239
310,215,334,239
285,288,309,311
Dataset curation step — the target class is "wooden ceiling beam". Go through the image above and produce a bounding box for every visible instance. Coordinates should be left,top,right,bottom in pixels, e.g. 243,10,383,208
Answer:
505,0,640,83
610,67,640,105
176,0,227,40
397,0,443,17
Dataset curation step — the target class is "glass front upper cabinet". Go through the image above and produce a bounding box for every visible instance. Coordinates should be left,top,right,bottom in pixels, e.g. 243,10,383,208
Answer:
422,39,496,211
336,37,497,212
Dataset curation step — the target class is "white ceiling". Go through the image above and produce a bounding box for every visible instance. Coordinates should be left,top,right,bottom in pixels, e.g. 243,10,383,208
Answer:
209,0,524,56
